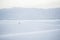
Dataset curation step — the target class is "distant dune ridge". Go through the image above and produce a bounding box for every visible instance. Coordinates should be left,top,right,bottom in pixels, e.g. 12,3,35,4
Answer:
0,8,60,20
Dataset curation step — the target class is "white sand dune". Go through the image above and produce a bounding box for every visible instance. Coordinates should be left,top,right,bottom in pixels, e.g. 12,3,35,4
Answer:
0,29,60,38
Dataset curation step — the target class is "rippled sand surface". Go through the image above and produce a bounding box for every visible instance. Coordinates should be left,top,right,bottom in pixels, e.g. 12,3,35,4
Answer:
0,20,60,40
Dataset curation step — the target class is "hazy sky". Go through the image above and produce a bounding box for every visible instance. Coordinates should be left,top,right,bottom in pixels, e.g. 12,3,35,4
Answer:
0,0,60,9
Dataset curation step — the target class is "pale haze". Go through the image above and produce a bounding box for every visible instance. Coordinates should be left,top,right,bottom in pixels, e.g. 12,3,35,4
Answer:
0,0,60,9
0,0,60,40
